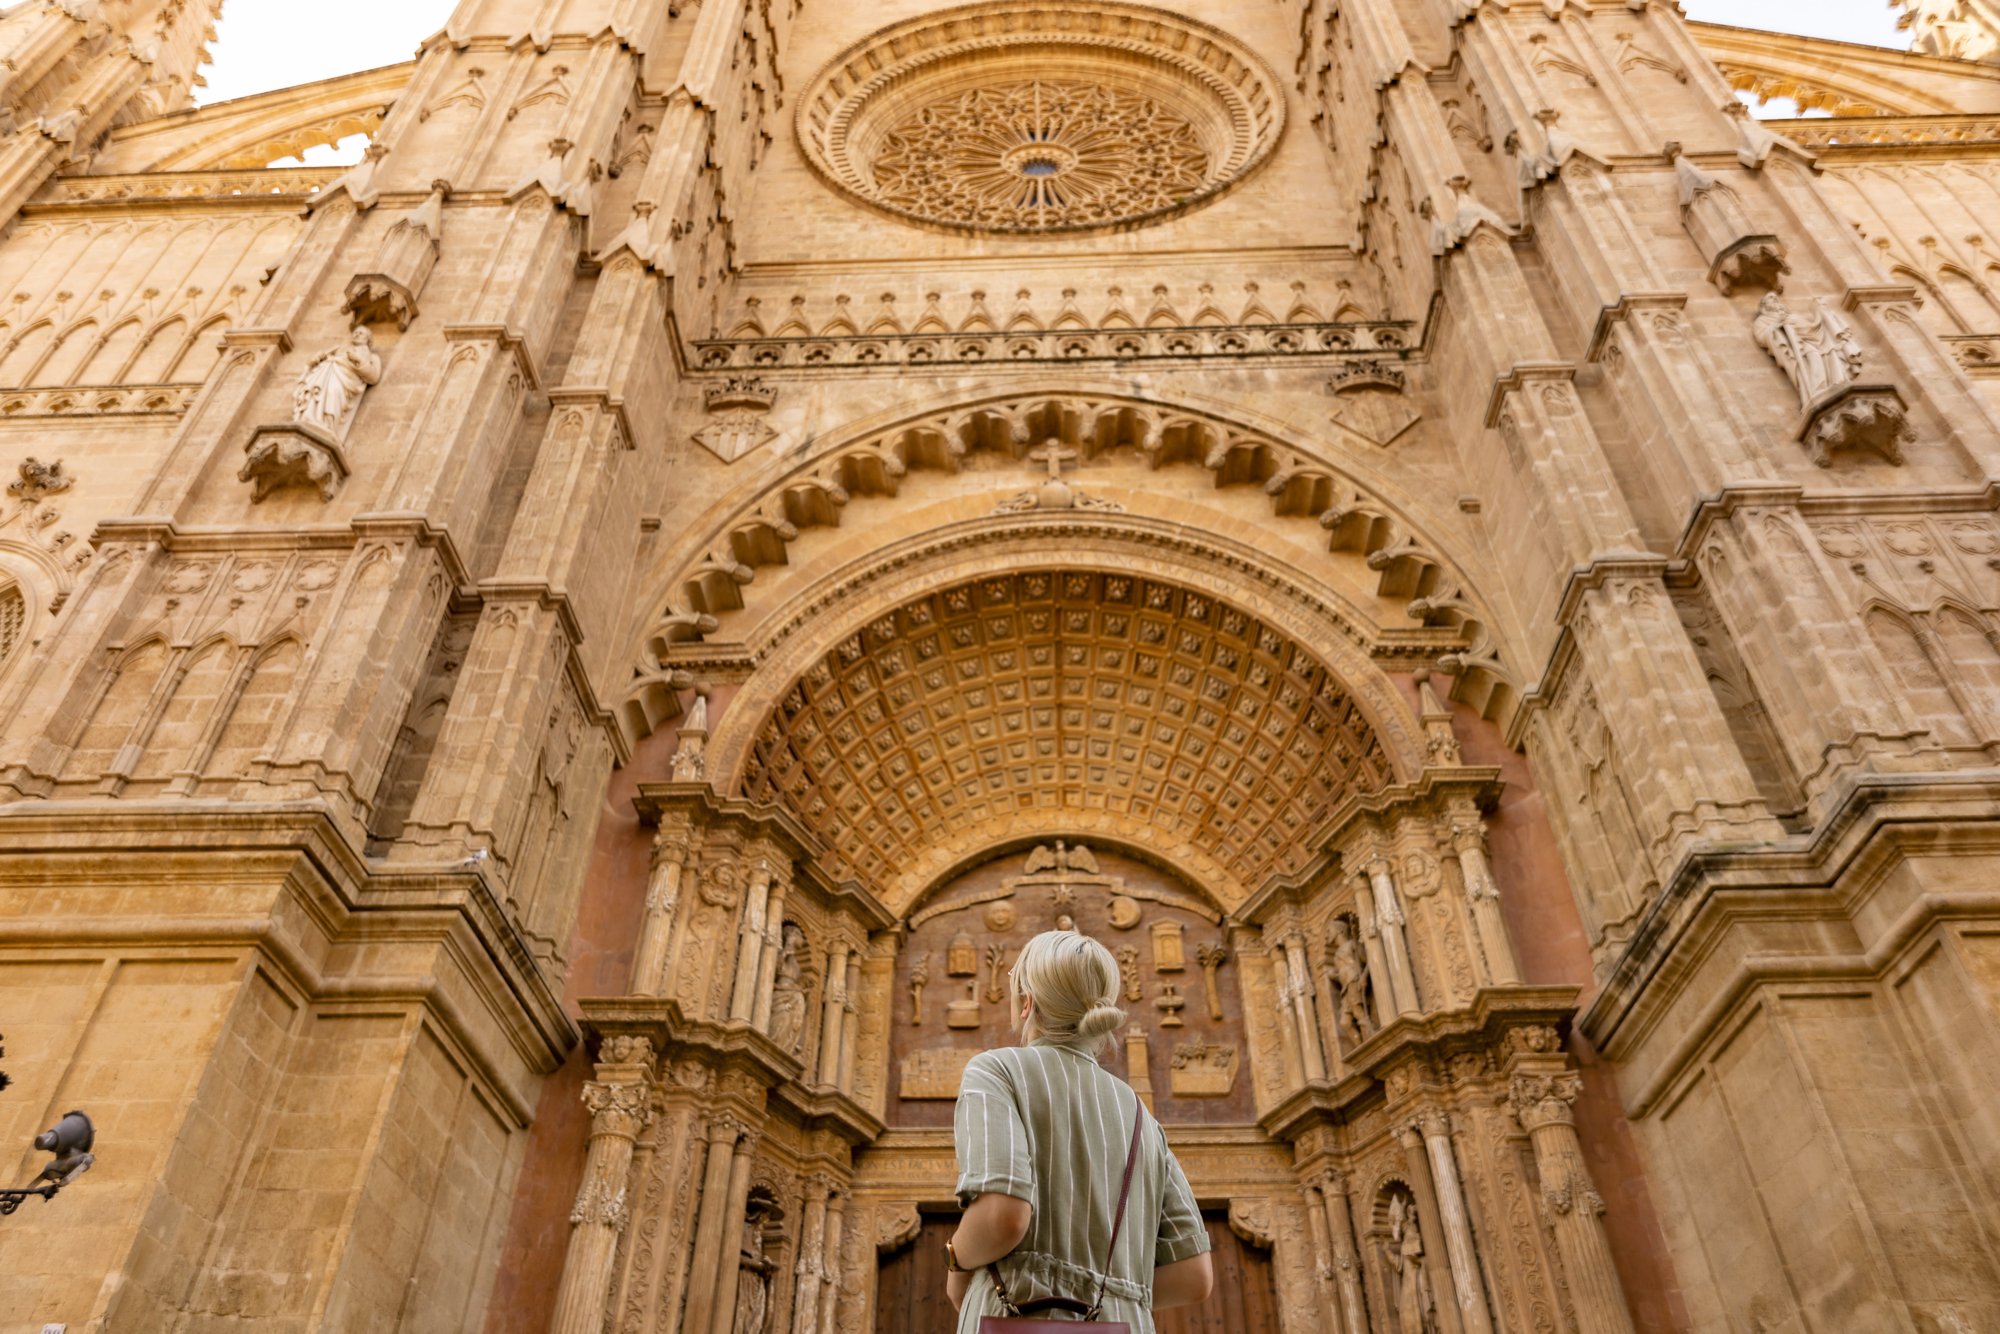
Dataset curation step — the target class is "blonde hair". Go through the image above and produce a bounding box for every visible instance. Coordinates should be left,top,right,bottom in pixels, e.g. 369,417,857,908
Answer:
1010,929,1126,1052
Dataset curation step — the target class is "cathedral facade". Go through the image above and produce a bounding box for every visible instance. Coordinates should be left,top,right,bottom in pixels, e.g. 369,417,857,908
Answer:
0,0,1998,1330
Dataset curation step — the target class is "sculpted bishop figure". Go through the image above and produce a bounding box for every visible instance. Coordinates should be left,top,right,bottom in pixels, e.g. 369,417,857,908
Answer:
1751,294,1863,410
292,328,384,441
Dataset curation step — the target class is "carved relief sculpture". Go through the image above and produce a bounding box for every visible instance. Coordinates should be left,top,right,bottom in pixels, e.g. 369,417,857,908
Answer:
946,981,981,1029
907,952,929,1025
1151,919,1186,972
1751,293,1911,466
241,328,384,502
1115,944,1142,1002
1328,915,1376,1048
767,923,809,1054
947,931,978,977
1194,942,1229,1021
983,944,1007,1005
1389,1192,1439,1334
1154,983,1186,1028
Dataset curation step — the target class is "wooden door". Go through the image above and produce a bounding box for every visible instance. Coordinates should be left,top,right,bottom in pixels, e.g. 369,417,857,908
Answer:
877,1210,961,1333
1157,1212,1281,1334
876,1210,1280,1334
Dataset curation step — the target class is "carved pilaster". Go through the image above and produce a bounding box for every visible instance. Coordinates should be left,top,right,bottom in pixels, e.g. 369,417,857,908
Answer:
1366,855,1423,1018
1450,819,1521,986
550,1074,655,1334
1509,1073,1637,1334
631,821,692,996
1417,1110,1495,1334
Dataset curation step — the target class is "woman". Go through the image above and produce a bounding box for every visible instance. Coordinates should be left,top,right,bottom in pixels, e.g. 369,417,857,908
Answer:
947,929,1215,1329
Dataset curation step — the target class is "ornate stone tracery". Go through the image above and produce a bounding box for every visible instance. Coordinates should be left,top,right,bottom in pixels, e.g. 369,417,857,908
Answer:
795,1,1285,236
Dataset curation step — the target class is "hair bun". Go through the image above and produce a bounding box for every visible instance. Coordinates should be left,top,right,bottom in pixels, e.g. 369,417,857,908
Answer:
1075,1003,1126,1045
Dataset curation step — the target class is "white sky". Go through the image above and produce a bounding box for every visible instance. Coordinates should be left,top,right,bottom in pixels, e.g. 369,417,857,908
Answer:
196,1,1914,109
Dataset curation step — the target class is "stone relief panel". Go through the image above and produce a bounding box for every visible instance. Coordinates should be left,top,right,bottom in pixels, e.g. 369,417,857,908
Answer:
887,844,1249,1127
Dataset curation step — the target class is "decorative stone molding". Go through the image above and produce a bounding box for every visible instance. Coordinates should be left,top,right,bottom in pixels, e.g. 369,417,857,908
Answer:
1673,151,1788,296
581,1078,654,1140
692,319,1413,372
29,167,343,209
796,2,1284,236
7,458,72,503
1507,1071,1581,1133
343,185,444,330
0,384,199,417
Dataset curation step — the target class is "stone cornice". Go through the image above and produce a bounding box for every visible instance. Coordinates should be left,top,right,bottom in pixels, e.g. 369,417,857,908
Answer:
1582,774,2000,1077
0,802,577,1114
1259,986,1582,1142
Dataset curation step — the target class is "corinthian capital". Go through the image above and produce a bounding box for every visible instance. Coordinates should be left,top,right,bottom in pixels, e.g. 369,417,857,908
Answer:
582,1079,654,1137
1509,1071,1582,1132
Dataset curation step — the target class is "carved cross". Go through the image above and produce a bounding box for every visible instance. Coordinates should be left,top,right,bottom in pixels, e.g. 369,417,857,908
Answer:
1028,440,1078,481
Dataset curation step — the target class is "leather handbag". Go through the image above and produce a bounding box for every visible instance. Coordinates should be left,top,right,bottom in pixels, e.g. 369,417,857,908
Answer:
977,1088,1145,1331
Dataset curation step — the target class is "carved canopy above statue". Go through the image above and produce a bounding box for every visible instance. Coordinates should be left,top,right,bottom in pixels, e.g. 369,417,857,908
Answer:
739,568,1393,899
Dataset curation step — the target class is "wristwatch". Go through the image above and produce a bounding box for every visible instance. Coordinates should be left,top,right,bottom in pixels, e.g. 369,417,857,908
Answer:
945,1239,970,1273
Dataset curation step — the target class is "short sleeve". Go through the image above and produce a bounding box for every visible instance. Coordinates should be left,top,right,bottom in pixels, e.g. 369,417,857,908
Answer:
954,1052,1036,1208
1154,1132,1209,1266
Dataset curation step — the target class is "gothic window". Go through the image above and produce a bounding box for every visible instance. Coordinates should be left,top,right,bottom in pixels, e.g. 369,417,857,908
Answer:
0,581,23,667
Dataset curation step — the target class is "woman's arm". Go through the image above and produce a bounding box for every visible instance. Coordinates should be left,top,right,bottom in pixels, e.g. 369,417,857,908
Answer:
1152,1252,1214,1309
947,1192,1034,1310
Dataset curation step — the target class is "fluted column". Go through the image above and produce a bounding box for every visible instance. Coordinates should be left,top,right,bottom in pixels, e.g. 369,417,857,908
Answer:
791,1177,833,1334
1419,1111,1495,1334
709,1126,761,1334
1397,1121,1465,1334
680,1115,747,1334
1281,933,1328,1081
1317,1169,1369,1334
630,826,692,996
1450,822,1520,986
816,1190,848,1334
751,872,791,1030
549,1043,655,1334
1511,1074,1637,1334
816,944,850,1085
729,861,776,1023
1366,856,1423,1018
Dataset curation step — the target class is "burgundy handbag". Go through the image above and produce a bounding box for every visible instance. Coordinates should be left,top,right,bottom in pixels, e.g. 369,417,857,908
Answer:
978,1089,1146,1331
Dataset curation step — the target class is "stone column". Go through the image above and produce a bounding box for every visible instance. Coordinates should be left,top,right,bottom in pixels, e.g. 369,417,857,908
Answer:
709,1127,761,1334
1317,1169,1369,1334
1419,1111,1495,1334
791,1177,833,1334
1367,856,1423,1018
1267,952,1305,1088
1352,877,1395,1030
630,827,691,996
1282,933,1329,1081
729,861,776,1023
1450,821,1520,986
680,1115,747,1334
751,871,790,1031
838,951,862,1092
816,944,850,1086
1303,1181,1341,1326
817,1190,848,1334
1397,1122,1466,1334
549,1048,655,1334
1511,1074,1637,1334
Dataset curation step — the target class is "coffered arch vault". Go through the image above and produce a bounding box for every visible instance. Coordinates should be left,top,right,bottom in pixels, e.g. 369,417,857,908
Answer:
628,387,1520,750
682,519,1438,915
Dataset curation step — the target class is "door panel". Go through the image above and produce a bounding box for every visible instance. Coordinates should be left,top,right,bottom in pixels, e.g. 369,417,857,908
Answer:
876,1211,1279,1334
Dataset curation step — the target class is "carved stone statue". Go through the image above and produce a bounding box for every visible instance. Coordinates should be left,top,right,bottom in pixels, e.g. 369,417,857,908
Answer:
908,952,929,1025
1751,293,1862,410
1328,916,1375,1048
733,1192,783,1334
768,923,809,1053
1389,1193,1437,1334
292,327,384,441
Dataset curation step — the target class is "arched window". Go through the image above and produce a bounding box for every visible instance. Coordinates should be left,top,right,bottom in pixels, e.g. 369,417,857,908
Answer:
0,580,24,666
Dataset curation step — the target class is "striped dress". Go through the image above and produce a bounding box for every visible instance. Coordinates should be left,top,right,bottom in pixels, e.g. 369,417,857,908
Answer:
953,1039,1209,1331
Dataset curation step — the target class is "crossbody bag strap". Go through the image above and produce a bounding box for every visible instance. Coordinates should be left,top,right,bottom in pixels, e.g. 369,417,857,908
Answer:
1087,1089,1147,1319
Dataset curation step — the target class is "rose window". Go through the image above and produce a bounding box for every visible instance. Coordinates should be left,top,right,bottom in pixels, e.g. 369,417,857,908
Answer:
797,3,1286,236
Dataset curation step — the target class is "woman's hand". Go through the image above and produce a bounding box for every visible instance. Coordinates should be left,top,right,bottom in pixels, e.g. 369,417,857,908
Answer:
947,1267,972,1312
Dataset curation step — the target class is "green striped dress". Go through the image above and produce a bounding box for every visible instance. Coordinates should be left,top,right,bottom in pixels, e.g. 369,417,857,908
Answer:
953,1039,1210,1331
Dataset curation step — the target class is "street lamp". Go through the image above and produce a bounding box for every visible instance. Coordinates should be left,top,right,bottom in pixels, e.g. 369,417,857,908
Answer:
0,1111,94,1216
